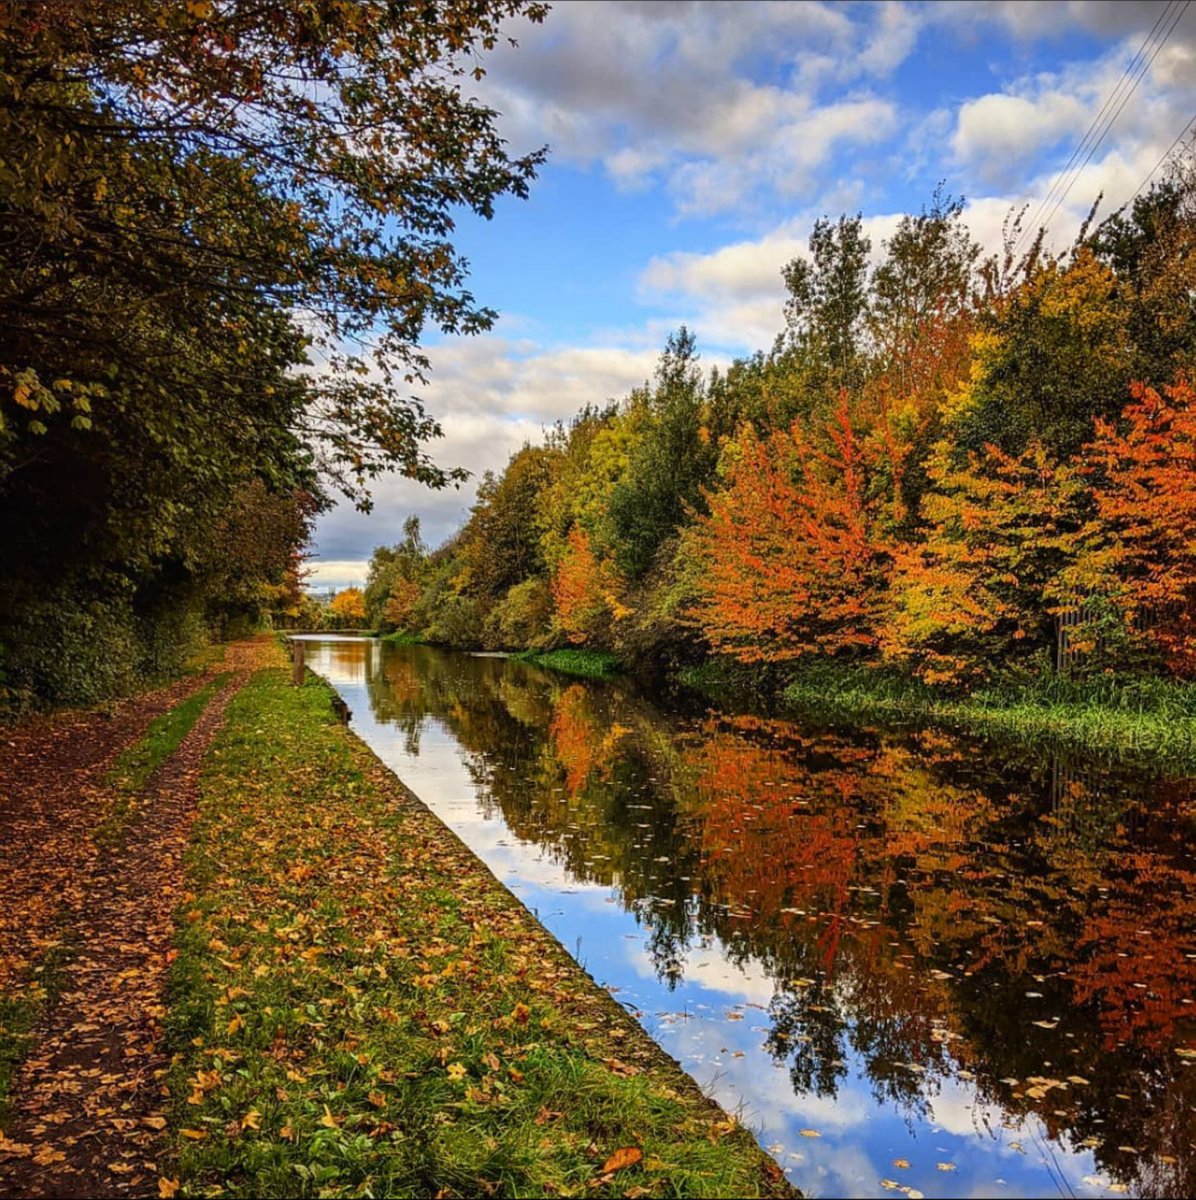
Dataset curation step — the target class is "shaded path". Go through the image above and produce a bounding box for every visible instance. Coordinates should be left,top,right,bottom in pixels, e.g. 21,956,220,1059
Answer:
0,640,277,1198
0,673,217,994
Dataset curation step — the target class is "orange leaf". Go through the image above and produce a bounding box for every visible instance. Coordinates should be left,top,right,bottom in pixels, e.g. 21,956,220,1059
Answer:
601,1147,643,1174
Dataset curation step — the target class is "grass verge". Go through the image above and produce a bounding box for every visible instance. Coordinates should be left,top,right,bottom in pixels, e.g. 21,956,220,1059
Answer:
513,649,622,680
766,659,1196,764
163,667,790,1199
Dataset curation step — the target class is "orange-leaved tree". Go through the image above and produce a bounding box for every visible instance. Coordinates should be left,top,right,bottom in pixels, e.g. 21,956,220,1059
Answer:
551,525,626,645
1063,379,1196,675
383,577,422,631
683,395,889,662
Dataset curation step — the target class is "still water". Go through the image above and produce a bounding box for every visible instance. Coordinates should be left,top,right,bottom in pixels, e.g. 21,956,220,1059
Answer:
298,636,1195,1199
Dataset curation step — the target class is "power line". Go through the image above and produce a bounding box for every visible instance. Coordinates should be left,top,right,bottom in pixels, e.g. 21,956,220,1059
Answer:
1127,111,1196,205
1031,0,1190,240
1014,0,1189,250
1015,0,1177,247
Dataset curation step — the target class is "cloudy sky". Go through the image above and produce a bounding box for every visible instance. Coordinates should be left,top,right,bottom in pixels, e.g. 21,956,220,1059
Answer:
308,0,1196,592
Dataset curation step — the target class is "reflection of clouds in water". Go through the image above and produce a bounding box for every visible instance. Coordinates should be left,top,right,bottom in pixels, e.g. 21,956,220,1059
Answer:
626,937,778,1006
929,1075,1020,1140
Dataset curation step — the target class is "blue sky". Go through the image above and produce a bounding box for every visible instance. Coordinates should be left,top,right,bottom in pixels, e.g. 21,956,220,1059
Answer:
309,0,1196,591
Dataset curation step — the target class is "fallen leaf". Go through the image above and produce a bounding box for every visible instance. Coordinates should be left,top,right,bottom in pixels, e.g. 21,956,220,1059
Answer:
241,1109,261,1131
799,1129,821,1138
893,1158,910,1169
601,1147,643,1174
158,1178,180,1199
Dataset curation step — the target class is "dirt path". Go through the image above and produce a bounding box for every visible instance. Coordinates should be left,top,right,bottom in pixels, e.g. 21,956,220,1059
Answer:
0,640,277,1199
0,674,217,995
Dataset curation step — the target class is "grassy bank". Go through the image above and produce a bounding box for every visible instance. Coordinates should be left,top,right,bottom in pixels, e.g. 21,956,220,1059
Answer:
513,648,622,680
681,657,1196,764
164,667,789,1198
380,630,423,645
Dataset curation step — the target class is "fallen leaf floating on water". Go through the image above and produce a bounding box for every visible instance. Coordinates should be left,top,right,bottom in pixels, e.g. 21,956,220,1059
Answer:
892,1158,910,1169
936,1162,957,1171
799,1129,821,1138
1032,1019,1059,1029
601,1147,643,1174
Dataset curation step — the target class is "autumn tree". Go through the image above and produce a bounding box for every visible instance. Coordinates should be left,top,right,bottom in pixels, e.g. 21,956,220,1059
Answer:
1064,380,1196,675
383,578,423,632
552,527,626,645
365,517,426,630
882,440,1085,684
683,398,889,662
328,587,367,628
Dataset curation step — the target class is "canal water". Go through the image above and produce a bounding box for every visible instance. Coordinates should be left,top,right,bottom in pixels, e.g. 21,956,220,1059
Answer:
297,636,1195,1199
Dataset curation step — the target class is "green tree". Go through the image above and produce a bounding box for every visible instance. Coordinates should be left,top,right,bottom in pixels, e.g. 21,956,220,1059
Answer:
607,328,715,580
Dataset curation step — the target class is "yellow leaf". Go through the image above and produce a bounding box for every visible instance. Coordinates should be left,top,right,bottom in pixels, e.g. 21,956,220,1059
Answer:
143,1116,168,1131
318,1105,341,1128
158,1179,180,1200
799,1129,821,1138
227,1013,243,1035
240,1109,261,1131
180,1129,207,1140
446,1062,467,1081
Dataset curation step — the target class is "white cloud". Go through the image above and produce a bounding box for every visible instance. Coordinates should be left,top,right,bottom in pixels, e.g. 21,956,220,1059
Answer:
953,91,1090,184
311,332,661,560
475,1,912,215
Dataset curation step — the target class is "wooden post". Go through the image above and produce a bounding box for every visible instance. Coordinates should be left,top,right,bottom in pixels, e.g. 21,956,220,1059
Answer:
292,637,304,686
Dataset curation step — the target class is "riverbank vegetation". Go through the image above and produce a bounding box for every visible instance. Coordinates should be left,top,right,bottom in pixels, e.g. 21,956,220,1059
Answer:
164,664,789,1198
362,172,1196,744
0,1,546,709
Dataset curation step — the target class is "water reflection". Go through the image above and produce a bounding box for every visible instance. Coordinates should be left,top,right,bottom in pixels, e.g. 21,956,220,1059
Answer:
302,638,1196,1200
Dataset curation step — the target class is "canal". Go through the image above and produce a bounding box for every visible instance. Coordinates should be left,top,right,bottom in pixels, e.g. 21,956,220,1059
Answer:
298,635,1195,1199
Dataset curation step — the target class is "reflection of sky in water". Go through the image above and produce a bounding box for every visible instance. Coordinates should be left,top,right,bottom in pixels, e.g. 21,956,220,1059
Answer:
301,638,1182,1200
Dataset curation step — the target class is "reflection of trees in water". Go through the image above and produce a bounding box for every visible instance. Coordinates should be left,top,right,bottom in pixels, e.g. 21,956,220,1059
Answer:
363,644,1196,1198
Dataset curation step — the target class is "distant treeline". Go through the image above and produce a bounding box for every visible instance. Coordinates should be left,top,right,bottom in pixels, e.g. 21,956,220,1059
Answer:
364,175,1196,687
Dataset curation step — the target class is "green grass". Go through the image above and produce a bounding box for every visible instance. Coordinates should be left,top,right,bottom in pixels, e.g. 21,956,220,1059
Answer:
380,630,423,645
765,658,1196,764
513,648,623,680
162,667,789,1198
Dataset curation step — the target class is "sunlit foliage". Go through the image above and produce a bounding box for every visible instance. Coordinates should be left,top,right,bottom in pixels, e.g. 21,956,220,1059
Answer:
366,172,1196,689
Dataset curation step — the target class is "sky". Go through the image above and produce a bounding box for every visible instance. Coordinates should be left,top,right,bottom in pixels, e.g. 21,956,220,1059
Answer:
308,0,1196,593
